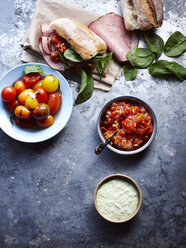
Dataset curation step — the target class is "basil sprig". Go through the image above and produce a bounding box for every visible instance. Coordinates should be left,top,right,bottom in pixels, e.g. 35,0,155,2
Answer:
24,65,50,74
75,69,94,104
126,48,155,69
145,32,164,60
64,48,84,62
149,60,186,81
97,52,113,79
164,31,186,57
124,65,138,81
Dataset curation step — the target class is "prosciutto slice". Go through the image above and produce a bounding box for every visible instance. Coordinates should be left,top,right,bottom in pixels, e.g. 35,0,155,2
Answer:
88,13,138,62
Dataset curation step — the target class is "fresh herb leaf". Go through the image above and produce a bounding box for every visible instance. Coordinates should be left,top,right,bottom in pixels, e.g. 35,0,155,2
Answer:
75,69,94,104
58,51,66,71
91,55,103,62
164,31,186,57
124,65,138,81
97,52,113,79
24,65,50,75
145,31,164,60
149,60,186,81
127,48,155,69
64,48,84,62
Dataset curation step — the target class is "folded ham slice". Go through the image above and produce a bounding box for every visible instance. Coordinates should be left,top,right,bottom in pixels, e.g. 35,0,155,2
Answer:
88,13,138,62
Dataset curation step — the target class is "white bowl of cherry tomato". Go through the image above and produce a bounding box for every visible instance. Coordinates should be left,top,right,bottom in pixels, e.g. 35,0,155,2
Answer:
0,63,73,143
97,96,157,155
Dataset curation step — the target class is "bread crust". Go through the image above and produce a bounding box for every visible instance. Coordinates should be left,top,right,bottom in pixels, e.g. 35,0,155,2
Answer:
50,18,107,60
121,0,163,30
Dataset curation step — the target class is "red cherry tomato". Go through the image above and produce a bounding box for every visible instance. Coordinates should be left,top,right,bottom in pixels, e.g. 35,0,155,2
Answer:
1,86,16,103
14,81,26,95
35,88,48,103
47,91,62,115
16,117,36,128
23,73,42,88
7,99,19,112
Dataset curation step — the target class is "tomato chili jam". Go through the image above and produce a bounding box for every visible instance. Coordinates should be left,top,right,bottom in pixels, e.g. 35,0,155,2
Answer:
100,100,154,151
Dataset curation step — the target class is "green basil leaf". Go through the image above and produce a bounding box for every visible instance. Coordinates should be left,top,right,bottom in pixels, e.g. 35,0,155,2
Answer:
64,48,84,62
97,52,113,79
145,31,164,59
124,65,138,81
75,70,94,104
58,51,66,71
166,62,186,80
91,55,103,62
23,65,50,75
164,31,186,57
126,48,155,68
149,60,186,81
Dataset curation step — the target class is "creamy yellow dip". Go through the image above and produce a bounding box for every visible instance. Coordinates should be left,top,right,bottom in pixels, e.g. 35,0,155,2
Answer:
96,178,139,222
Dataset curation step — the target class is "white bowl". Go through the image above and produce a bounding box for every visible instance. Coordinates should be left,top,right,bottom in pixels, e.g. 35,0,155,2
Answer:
0,63,73,143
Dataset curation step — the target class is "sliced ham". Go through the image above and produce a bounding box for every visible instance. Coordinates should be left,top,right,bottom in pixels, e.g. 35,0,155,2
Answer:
41,24,55,37
39,38,65,71
88,13,139,62
41,37,51,55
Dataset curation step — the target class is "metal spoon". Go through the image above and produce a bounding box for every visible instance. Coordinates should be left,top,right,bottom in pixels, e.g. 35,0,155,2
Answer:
95,131,118,155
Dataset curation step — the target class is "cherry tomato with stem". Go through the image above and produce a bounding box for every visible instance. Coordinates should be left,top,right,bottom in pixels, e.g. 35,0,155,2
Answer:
37,115,54,128
34,88,48,103
1,86,16,103
47,91,61,115
23,73,42,88
7,99,19,112
18,89,34,105
14,81,26,95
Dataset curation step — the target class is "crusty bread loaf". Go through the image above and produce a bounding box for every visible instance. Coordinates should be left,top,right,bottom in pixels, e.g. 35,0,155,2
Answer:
120,0,163,30
50,18,107,60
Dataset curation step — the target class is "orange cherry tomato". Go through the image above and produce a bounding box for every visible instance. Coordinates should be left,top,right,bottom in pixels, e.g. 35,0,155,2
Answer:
7,99,19,112
37,115,54,128
14,81,26,95
16,117,36,128
15,105,31,119
47,91,61,115
18,89,34,105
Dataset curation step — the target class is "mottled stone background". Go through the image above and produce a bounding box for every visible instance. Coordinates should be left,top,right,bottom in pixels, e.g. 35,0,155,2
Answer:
0,0,185,248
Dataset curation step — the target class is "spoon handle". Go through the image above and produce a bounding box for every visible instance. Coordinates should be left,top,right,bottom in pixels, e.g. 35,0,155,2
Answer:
95,131,118,155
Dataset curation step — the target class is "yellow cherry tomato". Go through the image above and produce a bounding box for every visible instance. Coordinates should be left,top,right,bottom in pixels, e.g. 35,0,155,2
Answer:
37,115,54,128
32,80,43,90
25,96,39,109
42,76,59,93
18,89,34,105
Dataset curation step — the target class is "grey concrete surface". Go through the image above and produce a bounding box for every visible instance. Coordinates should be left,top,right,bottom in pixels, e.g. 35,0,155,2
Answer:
0,0,186,247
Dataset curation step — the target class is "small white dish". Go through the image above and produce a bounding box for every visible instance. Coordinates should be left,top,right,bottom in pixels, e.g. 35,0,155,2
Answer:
0,63,73,143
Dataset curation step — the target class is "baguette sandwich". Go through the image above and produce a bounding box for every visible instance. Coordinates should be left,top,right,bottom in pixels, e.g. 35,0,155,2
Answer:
120,0,163,31
39,18,107,71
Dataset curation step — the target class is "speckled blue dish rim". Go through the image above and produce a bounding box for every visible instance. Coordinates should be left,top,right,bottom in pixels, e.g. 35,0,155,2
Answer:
97,96,157,155
0,63,73,143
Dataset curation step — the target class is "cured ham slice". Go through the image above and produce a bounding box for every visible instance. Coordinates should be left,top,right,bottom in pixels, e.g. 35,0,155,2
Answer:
41,24,55,37
41,37,51,55
39,39,65,71
88,13,138,62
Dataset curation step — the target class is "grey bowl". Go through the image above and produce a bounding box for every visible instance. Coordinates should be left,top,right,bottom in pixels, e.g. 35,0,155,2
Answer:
97,96,157,155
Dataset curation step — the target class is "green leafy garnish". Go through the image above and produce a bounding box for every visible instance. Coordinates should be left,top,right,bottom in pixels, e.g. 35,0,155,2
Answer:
24,65,50,75
124,65,138,81
164,31,186,57
58,51,66,71
145,31,164,60
64,48,84,62
126,48,155,69
75,69,94,104
97,52,113,79
91,55,103,62
149,60,186,81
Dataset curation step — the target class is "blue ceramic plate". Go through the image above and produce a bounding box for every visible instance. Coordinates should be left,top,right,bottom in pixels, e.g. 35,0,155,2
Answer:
0,63,73,143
